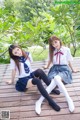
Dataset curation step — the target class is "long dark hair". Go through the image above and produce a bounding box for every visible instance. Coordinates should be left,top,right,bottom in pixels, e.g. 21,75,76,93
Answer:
48,36,62,62
8,45,29,73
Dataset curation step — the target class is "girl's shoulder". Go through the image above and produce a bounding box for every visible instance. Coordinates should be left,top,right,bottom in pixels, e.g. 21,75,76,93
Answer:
26,51,29,55
10,58,15,64
26,52,33,63
61,46,70,51
10,58,14,62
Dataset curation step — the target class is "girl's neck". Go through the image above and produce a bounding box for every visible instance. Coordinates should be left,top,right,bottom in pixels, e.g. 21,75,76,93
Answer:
57,46,61,51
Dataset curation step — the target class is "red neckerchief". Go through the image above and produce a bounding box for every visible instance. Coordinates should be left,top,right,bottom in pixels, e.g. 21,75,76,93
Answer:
54,50,64,64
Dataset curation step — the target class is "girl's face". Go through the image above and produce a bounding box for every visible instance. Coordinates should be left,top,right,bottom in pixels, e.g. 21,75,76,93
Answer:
51,40,60,50
12,47,22,57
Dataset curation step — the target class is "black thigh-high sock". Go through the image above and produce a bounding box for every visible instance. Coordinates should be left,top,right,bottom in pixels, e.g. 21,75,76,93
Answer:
34,69,51,85
32,78,60,111
34,69,60,95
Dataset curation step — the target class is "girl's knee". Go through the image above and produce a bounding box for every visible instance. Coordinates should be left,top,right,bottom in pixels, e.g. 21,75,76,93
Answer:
36,69,43,73
34,69,43,75
32,78,41,85
34,69,44,78
54,75,61,81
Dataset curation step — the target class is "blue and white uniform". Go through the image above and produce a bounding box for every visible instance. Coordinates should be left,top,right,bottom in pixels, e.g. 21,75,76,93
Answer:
10,52,34,92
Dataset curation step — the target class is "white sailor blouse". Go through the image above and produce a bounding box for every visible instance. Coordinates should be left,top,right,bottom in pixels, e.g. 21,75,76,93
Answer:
10,52,33,78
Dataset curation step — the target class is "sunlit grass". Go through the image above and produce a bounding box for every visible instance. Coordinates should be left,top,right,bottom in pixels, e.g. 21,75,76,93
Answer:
28,46,48,61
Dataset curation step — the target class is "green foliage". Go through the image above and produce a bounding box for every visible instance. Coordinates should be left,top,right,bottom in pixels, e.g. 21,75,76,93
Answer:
15,0,53,22
28,46,48,61
0,0,80,63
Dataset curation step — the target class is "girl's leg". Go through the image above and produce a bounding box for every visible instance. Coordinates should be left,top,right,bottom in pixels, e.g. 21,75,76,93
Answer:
34,69,60,94
26,79,34,88
32,78,60,114
33,69,51,85
35,79,57,114
54,75,75,113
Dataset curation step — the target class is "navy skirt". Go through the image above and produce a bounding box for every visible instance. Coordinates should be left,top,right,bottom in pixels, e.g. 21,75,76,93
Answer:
48,65,72,84
15,72,34,92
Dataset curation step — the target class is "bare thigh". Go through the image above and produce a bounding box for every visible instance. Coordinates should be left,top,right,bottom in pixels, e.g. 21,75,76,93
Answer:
26,79,34,88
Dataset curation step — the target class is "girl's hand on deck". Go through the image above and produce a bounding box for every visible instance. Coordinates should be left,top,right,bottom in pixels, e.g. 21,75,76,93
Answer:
6,80,14,85
43,65,48,69
72,68,80,73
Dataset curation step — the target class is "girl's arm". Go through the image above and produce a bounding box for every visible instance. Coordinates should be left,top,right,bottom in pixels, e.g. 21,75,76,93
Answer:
68,61,79,73
6,69,16,84
11,69,16,83
67,48,79,73
68,61,74,72
43,60,52,69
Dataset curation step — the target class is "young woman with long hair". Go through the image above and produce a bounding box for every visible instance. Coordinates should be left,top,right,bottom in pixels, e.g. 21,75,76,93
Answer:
35,36,79,114
7,44,60,114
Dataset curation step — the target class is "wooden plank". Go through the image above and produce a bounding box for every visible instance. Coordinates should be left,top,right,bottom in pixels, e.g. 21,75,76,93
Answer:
0,57,80,120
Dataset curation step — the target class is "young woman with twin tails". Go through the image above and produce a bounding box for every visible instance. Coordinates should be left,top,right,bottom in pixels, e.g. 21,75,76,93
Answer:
6,44,60,114
35,35,79,114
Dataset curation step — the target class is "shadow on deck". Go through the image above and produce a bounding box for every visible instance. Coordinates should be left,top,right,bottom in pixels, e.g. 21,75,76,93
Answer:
0,57,80,120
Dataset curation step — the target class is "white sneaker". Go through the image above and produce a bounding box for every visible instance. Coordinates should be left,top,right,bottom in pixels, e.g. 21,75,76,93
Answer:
68,98,75,113
35,101,41,115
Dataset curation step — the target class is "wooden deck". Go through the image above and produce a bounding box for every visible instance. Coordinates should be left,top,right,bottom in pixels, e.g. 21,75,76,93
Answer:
0,57,80,120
